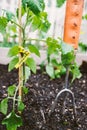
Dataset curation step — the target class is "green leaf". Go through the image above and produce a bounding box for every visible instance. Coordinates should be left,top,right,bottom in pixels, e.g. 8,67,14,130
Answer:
79,42,87,52
61,51,75,66
6,11,15,21
46,64,55,79
51,58,59,67
38,12,50,32
2,111,22,130
0,98,8,115
10,25,17,33
56,0,66,7
18,101,25,112
82,14,87,20
8,57,19,71
60,66,66,75
23,87,29,94
29,12,50,32
61,42,74,55
46,37,60,55
28,44,40,57
54,64,66,78
40,19,50,32
22,0,28,8
26,57,36,73
22,0,45,15
31,15,41,30
0,17,8,33
7,85,16,96
54,69,61,78
70,64,82,82
25,66,31,82
8,46,19,57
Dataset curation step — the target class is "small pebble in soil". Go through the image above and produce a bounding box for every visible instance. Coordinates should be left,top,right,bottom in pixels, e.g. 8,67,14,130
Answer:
3,93,7,97
2,86,6,88
82,80,86,83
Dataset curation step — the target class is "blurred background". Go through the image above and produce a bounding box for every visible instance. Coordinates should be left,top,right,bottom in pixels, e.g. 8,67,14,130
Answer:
0,0,87,48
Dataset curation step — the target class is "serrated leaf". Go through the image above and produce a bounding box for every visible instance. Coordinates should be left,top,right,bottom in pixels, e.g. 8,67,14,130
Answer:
8,46,19,57
2,111,22,130
0,17,8,33
28,44,40,57
26,57,36,73
18,101,25,112
25,66,31,82
0,98,8,115
46,64,55,79
22,0,45,15
7,85,16,96
8,57,19,71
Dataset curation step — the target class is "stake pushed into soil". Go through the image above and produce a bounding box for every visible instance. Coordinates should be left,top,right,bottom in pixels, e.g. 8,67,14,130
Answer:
18,0,23,100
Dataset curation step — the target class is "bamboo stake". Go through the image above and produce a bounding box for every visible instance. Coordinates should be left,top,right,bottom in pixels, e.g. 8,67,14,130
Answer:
18,0,23,99
63,0,84,49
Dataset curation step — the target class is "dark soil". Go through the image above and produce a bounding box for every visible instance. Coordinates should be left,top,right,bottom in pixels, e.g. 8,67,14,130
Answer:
0,63,87,130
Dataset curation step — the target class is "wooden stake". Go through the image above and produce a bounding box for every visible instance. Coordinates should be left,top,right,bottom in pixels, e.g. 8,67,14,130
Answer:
63,0,84,49
18,0,23,99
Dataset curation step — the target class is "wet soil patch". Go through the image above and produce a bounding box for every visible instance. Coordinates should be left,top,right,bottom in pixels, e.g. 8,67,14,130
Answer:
0,63,87,130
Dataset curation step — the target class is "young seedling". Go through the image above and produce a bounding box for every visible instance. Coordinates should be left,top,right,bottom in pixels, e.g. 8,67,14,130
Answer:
0,0,50,130
48,0,84,120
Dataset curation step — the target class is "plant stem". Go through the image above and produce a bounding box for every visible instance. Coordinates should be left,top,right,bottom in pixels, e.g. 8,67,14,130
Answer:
11,20,23,30
65,66,70,89
18,0,23,100
8,97,18,101
22,29,26,85
13,87,18,111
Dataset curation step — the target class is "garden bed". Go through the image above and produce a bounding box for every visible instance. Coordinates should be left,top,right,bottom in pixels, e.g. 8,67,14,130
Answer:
0,63,87,130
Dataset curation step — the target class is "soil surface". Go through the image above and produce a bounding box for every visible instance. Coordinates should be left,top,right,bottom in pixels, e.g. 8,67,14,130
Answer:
0,63,87,130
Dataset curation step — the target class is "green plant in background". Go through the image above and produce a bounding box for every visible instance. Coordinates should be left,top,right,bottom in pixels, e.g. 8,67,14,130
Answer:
0,10,18,47
41,37,81,82
0,0,50,130
78,13,87,52
56,0,66,7
79,42,87,52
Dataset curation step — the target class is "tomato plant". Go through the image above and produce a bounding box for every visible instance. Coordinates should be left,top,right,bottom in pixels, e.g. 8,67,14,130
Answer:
0,0,50,130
